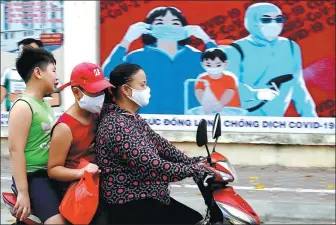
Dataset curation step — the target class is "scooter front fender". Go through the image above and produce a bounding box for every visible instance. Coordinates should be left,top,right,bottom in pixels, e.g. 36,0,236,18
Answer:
213,186,260,225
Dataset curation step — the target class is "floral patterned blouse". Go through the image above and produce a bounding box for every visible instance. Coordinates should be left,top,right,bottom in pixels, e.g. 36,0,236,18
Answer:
95,104,203,205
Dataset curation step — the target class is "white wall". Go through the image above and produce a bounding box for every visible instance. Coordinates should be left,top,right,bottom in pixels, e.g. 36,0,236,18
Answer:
62,1,99,111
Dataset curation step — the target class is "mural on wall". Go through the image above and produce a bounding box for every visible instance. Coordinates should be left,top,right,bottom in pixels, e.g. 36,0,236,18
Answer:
1,0,64,112
100,0,335,117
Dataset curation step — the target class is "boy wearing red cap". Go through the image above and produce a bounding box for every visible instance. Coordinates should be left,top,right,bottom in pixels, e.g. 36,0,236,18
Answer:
47,62,113,223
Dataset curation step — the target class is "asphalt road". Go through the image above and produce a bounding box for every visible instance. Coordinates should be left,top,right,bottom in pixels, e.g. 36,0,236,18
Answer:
1,155,335,224
1,210,335,225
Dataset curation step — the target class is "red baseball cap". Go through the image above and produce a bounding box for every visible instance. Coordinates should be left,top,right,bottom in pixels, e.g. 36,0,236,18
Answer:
58,62,114,93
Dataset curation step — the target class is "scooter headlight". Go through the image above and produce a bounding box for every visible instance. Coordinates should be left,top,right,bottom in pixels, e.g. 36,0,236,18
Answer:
217,160,238,182
216,202,257,224
216,170,233,182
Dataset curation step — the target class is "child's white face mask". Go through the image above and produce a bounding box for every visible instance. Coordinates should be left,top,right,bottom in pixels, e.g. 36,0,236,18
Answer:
201,57,227,76
77,90,105,114
203,66,225,76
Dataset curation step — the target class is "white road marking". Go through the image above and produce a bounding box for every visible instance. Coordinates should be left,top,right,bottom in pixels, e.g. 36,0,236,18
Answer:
1,176,334,194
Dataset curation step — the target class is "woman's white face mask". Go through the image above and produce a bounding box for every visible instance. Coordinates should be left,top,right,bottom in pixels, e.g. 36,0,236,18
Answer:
126,85,151,107
77,90,105,114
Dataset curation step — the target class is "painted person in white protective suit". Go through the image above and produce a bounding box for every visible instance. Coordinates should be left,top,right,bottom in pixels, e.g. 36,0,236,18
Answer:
223,3,317,117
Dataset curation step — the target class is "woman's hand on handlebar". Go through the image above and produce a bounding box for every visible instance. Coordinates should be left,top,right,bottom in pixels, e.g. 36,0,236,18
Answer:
202,165,217,186
197,156,207,166
194,164,215,184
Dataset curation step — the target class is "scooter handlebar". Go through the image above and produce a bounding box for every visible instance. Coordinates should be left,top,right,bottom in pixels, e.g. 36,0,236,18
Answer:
194,163,216,187
203,174,215,187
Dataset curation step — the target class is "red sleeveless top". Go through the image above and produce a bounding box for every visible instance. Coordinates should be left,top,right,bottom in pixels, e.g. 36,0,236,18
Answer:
54,113,96,169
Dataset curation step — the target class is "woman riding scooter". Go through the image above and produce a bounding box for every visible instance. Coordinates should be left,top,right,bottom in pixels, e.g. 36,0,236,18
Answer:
95,63,209,224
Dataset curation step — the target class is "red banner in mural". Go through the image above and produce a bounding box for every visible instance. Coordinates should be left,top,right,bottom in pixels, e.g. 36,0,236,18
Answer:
100,0,335,117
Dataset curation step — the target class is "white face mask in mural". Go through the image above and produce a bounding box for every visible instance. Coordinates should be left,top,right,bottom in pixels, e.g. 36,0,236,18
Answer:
151,25,188,42
77,91,105,114
127,86,151,107
260,23,283,41
203,66,225,76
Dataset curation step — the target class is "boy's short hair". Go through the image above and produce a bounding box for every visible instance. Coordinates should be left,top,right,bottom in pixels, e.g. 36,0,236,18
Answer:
17,38,44,48
201,48,228,62
16,47,56,83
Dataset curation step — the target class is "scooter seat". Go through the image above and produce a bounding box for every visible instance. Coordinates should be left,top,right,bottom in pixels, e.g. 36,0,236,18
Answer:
2,192,16,207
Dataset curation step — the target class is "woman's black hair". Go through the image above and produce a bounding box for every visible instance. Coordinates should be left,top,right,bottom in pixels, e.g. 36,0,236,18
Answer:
142,7,191,46
106,63,142,102
201,49,228,62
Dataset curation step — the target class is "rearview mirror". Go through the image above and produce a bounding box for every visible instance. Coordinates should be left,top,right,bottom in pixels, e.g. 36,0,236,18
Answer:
212,113,221,139
196,119,208,147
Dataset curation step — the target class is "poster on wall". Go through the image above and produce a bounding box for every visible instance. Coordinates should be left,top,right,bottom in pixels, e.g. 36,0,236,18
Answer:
100,0,335,133
0,111,335,134
0,0,64,114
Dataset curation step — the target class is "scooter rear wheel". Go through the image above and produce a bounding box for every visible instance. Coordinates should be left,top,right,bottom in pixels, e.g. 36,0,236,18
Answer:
13,219,26,225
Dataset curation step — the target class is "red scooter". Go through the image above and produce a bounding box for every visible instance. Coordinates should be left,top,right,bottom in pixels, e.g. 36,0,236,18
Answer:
2,113,260,225
194,113,261,225
2,185,41,224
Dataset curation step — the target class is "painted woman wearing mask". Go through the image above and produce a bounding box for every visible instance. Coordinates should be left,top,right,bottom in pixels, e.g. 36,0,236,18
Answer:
95,63,206,224
47,62,113,223
102,6,218,115
223,3,316,117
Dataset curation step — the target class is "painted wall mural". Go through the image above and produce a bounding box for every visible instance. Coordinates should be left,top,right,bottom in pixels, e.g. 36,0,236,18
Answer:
100,0,335,118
